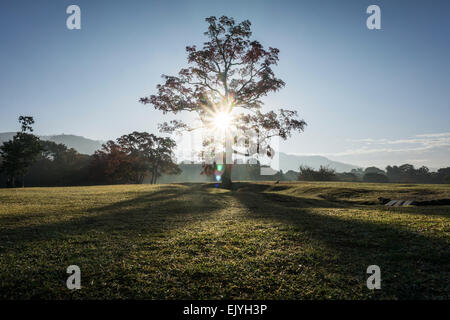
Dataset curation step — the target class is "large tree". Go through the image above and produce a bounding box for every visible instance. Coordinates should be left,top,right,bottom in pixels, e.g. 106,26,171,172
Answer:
0,116,42,187
140,16,306,186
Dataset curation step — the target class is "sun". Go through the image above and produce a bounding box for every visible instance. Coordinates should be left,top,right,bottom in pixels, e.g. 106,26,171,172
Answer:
212,111,233,130
203,98,235,131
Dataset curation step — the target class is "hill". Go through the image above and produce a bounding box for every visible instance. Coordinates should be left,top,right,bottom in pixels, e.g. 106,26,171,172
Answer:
0,132,104,155
39,134,104,155
278,152,359,173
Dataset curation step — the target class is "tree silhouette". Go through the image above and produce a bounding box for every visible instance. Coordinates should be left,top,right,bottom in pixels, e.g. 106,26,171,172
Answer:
140,16,306,186
90,132,179,184
116,131,180,184
0,116,42,187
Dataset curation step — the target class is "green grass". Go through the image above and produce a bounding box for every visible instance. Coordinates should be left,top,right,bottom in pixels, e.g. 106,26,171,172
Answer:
0,181,449,299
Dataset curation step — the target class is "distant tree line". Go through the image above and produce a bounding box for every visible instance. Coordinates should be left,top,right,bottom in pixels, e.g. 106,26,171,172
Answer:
0,117,180,187
1,116,449,187
298,165,337,181
295,164,450,184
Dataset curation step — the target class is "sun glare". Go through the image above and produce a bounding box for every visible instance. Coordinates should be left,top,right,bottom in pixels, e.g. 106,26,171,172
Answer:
213,111,232,130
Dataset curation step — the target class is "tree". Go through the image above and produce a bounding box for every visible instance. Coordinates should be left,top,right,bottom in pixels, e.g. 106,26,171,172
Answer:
350,168,365,178
140,16,306,186
364,166,385,175
385,164,431,183
363,172,389,183
298,165,336,181
90,132,179,184
436,167,450,184
116,132,180,184
147,135,181,184
0,116,42,187
90,140,139,184
337,172,359,182
24,140,90,186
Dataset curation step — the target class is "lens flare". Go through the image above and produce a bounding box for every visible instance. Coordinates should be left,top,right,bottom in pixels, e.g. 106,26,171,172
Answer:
213,111,232,130
202,98,236,132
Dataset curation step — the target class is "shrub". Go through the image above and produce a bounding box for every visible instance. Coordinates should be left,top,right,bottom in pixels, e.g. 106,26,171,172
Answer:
298,165,336,181
363,172,389,183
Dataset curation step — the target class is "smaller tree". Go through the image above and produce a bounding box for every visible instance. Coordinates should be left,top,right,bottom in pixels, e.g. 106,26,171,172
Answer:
90,132,179,184
116,132,180,184
436,167,450,184
336,172,359,182
363,172,389,183
147,136,181,184
350,168,365,179
298,165,336,181
385,164,431,183
364,166,385,175
26,140,90,186
0,116,42,187
90,140,140,184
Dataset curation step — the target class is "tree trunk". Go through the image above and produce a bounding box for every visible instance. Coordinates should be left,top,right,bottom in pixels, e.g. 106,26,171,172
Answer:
22,174,25,188
221,164,233,188
220,151,232,188
153,167,158,184
151,164,158,184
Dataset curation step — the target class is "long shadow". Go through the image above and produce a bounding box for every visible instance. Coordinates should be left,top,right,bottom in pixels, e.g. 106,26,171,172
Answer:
259,192,351,208
232,186,450,299
0,185,221,248
0,184,235,299
1,182,449,299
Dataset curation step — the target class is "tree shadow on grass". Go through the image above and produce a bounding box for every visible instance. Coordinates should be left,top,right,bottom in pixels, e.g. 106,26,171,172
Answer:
232,185,450,299
1,183,449,299
0,184,231,299
0,185,221,247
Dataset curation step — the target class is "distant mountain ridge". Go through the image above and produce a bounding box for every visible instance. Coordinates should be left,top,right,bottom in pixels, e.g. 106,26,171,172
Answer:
278,152,360,173
0,132,105,155
0,132,360,171
39,134,105,155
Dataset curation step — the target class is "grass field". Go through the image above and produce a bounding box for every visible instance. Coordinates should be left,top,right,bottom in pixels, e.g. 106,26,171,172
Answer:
0,181,449,299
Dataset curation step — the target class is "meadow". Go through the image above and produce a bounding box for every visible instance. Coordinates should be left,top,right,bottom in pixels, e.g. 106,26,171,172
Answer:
0,181,449,299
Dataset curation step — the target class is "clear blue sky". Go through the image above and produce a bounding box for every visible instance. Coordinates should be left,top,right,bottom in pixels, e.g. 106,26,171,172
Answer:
1,0,449,168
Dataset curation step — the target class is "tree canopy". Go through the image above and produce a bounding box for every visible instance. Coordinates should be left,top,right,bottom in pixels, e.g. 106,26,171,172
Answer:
0,116,42,187
90,132,179,184
140,16,306,186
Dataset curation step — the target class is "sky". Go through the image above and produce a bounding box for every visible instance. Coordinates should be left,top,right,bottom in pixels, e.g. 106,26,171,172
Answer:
0,0,449,169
